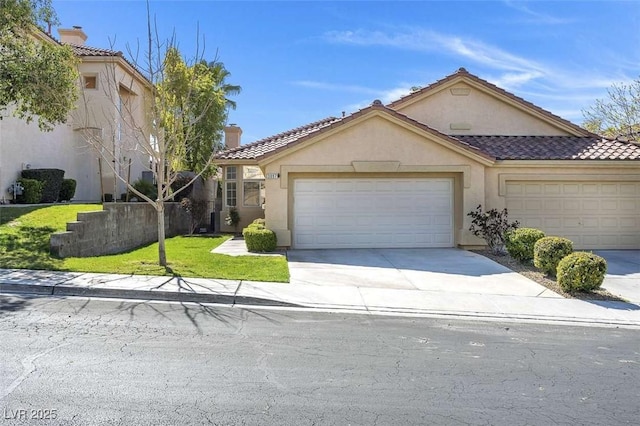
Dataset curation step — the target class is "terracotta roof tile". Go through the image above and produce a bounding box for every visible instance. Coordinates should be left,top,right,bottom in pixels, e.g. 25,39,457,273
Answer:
215,117,342,160
67,43,123,57
453,135,640,160
63,43,151,86
216,103,496,162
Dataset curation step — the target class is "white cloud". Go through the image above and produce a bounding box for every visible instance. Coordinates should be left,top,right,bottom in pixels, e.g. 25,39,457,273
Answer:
323,28,548,88
503,1,574,25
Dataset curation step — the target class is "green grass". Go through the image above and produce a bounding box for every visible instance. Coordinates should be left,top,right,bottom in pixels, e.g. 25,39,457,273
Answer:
0,205,290,282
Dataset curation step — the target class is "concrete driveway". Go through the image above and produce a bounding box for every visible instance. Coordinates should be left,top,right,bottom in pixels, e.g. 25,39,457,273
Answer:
287,248,560,298
595,250,640,304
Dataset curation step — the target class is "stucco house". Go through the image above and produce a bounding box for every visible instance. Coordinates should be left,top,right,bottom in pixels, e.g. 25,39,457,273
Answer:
215,68,640,250
0,27,151,203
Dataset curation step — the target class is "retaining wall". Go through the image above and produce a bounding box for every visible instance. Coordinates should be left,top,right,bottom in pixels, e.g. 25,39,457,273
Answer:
50,203,190,258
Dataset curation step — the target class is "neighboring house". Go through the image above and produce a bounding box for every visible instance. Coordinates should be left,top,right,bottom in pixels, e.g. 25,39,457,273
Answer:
215,68,640,250
0,27,151,203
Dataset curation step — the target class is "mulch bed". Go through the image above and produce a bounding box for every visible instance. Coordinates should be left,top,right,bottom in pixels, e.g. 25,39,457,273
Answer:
471,249,626,302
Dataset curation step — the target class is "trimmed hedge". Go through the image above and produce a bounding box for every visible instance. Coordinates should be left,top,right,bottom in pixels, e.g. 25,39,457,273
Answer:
16,178,44,204
557,252,607,292
243,219,277,252
533,236,573,276
59,179,77,202
21,168,64,203
505,228,546,262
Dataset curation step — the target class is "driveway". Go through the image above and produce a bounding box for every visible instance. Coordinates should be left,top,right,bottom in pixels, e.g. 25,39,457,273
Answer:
595,250,640,304
287,248,559,298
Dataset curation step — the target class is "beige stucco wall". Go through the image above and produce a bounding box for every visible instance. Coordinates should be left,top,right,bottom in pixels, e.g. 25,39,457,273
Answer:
72,59,151,200
396,82,572,136
0,113,100,201
260,113,488,247
0,57,151,203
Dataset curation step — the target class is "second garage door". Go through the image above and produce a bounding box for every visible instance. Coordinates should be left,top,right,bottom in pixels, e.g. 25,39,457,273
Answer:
293,178,454,249
505,181,640,249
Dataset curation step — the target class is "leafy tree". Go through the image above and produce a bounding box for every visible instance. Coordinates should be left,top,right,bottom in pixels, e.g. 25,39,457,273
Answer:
157,48,240,177
582,78,640,139
0,0,78,130
79,5,239,267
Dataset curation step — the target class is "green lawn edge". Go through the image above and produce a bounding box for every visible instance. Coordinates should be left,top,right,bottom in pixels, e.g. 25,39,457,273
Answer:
0,205,289,283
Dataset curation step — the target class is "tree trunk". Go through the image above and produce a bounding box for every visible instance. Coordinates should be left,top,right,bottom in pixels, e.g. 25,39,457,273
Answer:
157,201,167,267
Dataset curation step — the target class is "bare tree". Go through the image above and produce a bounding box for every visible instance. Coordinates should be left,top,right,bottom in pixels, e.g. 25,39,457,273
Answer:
582,78,640,140
75,4,238,267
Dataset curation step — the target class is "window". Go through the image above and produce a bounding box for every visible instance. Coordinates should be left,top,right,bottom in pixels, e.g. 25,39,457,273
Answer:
225,166,237,207
242,166,265,207
243,181,265,207
83,75,97,89
226,166,237,180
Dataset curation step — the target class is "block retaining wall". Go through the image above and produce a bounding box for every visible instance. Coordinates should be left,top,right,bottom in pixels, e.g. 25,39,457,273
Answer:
50,203,190,258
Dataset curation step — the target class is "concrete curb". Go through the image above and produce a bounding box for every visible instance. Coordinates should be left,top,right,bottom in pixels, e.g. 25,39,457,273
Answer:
0,281,301,308
3,280,640,328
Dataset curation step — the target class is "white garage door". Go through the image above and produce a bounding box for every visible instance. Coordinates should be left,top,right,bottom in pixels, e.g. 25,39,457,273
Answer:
505,181,640,249
293,178,454,249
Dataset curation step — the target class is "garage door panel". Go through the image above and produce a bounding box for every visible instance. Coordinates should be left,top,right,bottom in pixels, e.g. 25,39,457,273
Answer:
620,183,638,195
294,178,453,249
506,181,640,249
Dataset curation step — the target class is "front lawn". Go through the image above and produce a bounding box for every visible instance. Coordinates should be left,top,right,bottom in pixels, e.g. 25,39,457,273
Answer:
64,236,290,282
0,205,289,282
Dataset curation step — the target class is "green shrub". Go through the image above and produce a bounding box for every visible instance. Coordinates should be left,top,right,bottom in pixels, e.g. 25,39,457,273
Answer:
533,236,573,276
243,225,277,252
253,218,266,227
16,178,44,204
505,228,546,262
21,168,65,202
557,252,607,292
130,179,156,201
224,207,240,230
59,179,77,202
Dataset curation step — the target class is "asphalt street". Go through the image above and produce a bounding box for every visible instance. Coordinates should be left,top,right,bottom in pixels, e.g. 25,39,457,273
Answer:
1,294,639,425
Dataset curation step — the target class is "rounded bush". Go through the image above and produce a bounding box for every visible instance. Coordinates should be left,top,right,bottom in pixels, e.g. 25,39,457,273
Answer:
16,178,44,204
59,179,77,202
505,228,546,262
557,252,607,292
243,227,277,252
21,168,64,203
533,236,573,276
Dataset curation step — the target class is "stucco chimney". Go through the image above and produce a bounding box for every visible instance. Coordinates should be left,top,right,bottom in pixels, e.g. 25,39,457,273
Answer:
224,124,242,149
58,26,88,46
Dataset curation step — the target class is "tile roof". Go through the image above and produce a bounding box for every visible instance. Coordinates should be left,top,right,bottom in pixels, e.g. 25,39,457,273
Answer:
454,135,640,160
388,68,593,137
67,43,123,57
215,68,638,163
215,117,343,160
216,102,496,162
64,43,152,86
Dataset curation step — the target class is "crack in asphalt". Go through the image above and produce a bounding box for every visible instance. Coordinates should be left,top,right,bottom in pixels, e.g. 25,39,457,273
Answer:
0,342,71,400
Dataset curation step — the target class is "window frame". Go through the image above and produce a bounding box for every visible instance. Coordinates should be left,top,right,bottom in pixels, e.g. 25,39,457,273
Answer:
224,166,237,207
241,166,265,208
83,75,98,90
242,180,265,208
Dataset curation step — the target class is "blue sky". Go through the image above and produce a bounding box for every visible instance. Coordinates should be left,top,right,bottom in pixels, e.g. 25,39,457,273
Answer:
52,1,640,144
